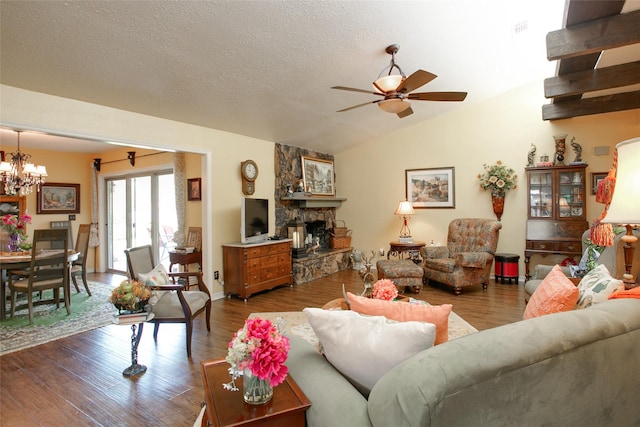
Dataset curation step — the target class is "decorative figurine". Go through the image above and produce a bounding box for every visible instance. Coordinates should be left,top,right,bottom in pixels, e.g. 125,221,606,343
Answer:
570,137,583,163
526,143,536,167
297,180,305,193
285,183,293,198
553,134,567,166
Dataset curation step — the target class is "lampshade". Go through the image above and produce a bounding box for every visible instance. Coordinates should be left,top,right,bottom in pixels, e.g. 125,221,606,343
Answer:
378,99,411,114
394,200,415,216
601,138,640,224
373,75,404,93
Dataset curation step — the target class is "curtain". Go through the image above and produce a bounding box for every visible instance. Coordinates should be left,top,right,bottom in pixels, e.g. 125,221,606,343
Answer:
89,162,100,248
173,152,186,245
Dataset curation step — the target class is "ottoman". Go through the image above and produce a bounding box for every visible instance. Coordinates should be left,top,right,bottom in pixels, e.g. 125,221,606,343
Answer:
376,259,424,293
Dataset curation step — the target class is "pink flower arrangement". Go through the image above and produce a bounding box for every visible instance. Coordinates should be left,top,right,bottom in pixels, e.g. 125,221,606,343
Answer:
372,279,399,301
223,317,290,391
1,213,31,236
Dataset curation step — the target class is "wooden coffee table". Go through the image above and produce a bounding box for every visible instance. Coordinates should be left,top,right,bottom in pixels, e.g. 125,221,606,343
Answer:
200,359,311,426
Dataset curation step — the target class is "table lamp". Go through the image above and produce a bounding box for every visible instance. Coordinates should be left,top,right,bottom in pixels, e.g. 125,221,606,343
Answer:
601,137,640,289
395,200,415,243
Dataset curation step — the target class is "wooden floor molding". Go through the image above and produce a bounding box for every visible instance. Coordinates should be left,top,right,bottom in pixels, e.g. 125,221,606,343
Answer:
0,270,526,426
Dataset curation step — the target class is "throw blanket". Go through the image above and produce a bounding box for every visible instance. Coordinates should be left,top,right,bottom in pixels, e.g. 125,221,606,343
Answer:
609,286,640,299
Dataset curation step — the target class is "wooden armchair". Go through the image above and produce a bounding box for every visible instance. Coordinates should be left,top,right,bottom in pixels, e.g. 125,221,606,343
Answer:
124,245,211,358
421,218,502,295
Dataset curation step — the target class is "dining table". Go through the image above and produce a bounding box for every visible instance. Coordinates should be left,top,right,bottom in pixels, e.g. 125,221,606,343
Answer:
0,249,80,320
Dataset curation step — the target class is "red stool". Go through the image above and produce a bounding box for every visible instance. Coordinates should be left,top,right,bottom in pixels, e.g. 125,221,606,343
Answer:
494,253,520,284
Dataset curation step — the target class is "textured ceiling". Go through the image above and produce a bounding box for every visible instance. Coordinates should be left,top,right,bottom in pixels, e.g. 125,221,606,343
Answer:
0,0,578,154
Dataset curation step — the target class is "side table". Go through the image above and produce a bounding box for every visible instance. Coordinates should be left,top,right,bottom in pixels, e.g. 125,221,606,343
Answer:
112,312,154,377
200,359,311,427
387,241,426,264
168,250,202,272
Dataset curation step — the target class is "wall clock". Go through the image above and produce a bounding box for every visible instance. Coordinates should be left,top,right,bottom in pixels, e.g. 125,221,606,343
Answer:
240,160,258,195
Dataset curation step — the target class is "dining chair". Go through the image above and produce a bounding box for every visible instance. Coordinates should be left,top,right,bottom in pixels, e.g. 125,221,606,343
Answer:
124,244,211,358
70,224,92,296
8,229,71,324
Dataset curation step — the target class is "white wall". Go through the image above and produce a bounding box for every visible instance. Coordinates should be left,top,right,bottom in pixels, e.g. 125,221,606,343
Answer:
1,85,277,297
335,81,640,276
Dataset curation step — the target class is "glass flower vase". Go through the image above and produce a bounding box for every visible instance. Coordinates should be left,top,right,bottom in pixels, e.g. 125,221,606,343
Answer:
242,368,273,405
8,233,20,252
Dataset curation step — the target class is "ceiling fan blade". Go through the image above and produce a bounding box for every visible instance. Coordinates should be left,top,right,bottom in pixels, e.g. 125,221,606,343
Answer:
397,106,413,118
331,86,384,96
396,70,437,93
336,100,381,112
408,91,468,102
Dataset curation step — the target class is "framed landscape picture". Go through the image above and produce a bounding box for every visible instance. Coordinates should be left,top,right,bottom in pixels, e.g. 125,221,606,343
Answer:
301,156,335,196
188,178,202,201
37,183,80,214
406,167,455,208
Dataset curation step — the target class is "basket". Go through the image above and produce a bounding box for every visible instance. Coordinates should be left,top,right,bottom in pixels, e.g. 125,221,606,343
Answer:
330,220,351,237
330,235,352,249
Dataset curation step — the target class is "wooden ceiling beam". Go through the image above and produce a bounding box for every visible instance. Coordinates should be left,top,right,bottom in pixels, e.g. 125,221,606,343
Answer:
544,61,640,98
542,90,640,120
546,9,640,61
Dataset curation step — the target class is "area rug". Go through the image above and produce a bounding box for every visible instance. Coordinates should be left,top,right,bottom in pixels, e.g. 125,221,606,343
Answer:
250,307,478,350
0,281,115,355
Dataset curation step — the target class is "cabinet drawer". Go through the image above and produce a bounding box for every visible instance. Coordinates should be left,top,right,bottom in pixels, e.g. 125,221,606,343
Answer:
245,246,267,258
557,241,581,253
264,243,288,255
527,241,556,251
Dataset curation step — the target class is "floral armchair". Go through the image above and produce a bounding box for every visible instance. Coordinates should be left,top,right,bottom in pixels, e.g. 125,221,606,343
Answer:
420,218,502,295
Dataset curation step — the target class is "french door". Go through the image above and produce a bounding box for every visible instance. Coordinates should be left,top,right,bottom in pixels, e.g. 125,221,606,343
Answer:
106,170,177,273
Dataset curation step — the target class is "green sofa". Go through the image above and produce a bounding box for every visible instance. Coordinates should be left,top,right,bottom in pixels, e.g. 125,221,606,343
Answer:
285,298,640,427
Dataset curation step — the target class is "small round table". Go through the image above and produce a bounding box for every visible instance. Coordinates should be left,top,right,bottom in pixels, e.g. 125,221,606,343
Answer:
112,312,155,377
494,253,520,284
387,241,426,264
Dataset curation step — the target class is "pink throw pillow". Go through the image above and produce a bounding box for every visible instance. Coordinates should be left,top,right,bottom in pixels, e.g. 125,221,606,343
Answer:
346,292,452,345
523,264,579,319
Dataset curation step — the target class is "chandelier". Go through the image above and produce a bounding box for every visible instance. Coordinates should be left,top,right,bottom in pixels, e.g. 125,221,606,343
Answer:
0,131,48,196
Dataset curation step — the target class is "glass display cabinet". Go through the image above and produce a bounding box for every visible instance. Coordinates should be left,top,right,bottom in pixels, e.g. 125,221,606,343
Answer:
524,165,588,280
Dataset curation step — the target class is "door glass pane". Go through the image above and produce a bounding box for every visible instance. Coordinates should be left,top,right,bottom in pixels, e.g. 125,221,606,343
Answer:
108,179,127,272
107,172,176,273
131,176,152,248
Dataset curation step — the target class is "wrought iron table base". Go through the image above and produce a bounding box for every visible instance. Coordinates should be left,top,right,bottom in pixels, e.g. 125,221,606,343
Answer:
123,322,146,377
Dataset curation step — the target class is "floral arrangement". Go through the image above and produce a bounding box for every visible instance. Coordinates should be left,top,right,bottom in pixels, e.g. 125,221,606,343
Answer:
478,161,518,195
372,279,398,301
109,280,152,312
224,317,290,391
1,213,31,236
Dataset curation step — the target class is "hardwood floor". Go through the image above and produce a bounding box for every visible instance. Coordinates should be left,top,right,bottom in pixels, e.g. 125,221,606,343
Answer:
0,270,526,427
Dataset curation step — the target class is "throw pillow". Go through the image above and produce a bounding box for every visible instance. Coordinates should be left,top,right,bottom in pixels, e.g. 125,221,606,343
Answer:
608,286,640,300
346,292,452,345
576,264,624,309
303,307,436,396
138,264,169,287
523,264,579,319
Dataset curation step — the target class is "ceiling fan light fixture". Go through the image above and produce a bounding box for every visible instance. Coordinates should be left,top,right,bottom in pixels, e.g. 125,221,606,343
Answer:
373,74,404,93
378,99,411,114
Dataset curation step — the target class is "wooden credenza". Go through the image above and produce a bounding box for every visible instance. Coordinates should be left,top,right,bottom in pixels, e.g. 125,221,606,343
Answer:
222,240,293,300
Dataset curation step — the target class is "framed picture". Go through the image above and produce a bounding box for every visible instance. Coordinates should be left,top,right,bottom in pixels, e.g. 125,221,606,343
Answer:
301,156,335,196
37,183,80,214
188,178,202,201
591,172,607,195
405,167,455,208
187,227,202,251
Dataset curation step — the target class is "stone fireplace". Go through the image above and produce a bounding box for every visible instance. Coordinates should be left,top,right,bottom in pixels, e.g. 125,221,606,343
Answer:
275,143,352,284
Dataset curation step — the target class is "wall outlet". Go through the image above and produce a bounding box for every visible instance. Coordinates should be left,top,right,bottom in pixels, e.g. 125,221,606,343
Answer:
214,271,219,280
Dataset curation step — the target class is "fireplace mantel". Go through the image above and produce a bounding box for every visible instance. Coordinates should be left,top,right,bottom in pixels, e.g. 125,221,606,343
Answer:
281,196,346,208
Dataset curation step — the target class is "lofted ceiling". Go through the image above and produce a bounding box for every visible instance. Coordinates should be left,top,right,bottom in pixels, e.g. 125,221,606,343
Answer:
542,0,640,120
0,1,638,155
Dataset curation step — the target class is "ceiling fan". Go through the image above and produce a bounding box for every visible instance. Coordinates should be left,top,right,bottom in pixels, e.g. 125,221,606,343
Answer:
332,44,468,118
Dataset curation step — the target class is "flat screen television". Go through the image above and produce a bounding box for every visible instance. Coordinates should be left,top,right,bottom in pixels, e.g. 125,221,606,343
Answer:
241,197,269,244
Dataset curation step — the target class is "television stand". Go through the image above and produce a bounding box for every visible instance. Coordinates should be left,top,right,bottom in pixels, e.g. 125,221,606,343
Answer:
222,239,293,300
